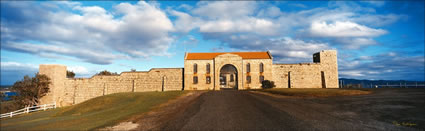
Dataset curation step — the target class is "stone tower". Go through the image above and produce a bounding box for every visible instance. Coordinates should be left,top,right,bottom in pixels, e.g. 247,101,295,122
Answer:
313,50,339,88
39,64,67,105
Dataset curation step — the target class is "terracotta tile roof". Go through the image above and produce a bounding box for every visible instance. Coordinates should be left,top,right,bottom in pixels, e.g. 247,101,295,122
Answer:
185,52,271,60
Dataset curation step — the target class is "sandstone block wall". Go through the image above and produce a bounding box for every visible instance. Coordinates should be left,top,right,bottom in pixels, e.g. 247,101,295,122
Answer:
272,63,322,88
242,59,273,89
272,50,338,88
213,54,244,90
39,64,66,105
39,50,338,107
39,65,183,107
184,59,214,90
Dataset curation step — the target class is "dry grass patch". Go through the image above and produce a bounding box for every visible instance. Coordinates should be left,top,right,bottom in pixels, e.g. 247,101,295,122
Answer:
259,88,372,97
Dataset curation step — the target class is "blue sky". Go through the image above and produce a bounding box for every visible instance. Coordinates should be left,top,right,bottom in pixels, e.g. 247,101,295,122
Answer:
1,1,424,85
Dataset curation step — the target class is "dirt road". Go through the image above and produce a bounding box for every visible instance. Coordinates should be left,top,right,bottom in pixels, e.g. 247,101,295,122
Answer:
156,89,423,130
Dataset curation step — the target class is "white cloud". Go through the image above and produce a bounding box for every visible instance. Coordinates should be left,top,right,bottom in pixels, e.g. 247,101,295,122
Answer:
169,10,201,33
338,52,425,80
268,37,331,62
0,62,38,71
68,66,90,75
335,37,378,49
1,1,174,65
199,18,276,35
340,71,365,77
310,21,387,37
3,42,128,64
192,1,256,19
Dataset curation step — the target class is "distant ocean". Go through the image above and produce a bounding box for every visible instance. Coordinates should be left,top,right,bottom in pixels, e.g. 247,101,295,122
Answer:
2,92,17,101
1,85,16,101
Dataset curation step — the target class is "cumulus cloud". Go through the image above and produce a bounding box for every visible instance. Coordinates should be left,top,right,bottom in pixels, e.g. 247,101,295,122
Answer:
339,52,425,80
310,21,387,37
67,66,90,75
171,1,279,36
192,1,257,19
0,62,38,71
268,37,331,63
169,1,399,53
1,1,174,65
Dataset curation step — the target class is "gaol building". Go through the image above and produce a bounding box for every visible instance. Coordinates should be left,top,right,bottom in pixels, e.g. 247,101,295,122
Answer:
38,50,338,107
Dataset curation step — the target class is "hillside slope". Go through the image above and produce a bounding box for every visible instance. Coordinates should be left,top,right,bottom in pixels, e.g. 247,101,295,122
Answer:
0,91,187,130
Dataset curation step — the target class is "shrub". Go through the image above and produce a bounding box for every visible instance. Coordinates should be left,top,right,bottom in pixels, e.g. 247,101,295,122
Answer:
96,70,118,76
67,70,75,78
261,80,276,89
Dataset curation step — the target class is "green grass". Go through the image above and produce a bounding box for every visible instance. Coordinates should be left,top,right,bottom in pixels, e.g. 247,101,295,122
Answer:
258,88,372,97
0,91,187,130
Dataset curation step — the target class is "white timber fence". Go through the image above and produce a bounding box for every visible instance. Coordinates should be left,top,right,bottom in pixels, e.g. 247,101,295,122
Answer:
0,102,56,119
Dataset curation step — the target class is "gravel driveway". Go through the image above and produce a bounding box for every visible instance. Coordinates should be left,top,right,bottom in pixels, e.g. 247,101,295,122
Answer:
156,89,423,131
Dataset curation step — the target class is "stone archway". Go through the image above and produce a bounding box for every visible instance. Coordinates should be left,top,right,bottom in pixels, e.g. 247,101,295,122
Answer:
219,64,238,90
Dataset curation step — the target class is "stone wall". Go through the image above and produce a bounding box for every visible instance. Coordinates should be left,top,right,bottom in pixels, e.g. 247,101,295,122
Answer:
184,59,214,90
213,54,244,90
39,64,66,105
272,63,322,88
39,50,338,107
272,50,338,88
184,54,273,90
39,65,183,107
242,59,273,89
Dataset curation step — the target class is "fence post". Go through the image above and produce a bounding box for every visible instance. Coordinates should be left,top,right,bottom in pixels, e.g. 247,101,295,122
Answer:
26,107,29,113
43,104,46,111
10,112,13,117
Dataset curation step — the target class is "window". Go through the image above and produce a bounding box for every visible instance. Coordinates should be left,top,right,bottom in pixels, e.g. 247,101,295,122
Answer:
206,63,210,74
193,76,198,84
260,63,264,73
246,63,250,73
193,64,197,73
259,75,264,83
246,76,251,83
206,76,211,84
230,74,234,82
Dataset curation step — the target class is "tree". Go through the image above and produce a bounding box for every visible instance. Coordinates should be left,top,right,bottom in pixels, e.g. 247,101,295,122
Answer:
261,80,276,89
96,70,118,76
11,73,51,107
67,70,75,78
0,92,4,102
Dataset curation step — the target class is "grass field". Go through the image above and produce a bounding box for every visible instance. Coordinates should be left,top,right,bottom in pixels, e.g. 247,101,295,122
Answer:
258,88,372,97
0,91,187,130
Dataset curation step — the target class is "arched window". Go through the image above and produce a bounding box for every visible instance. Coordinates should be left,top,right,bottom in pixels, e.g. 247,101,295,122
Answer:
193,76,198,84
246,76,251,83
206,63,210,74
259,63,264,73
259,75,264,83
193,63,197,73
230,74,234,82
246,63,250,73
206,76,211,84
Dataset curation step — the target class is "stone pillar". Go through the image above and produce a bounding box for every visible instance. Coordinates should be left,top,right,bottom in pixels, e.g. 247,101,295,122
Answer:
39,64,67,106
318,50,338,88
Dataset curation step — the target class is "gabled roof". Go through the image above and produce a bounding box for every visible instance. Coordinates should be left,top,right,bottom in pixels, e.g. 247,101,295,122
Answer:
185,52,272,60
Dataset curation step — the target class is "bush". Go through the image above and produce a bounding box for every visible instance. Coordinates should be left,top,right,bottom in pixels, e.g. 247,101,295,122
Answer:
67,70,75,78
96,70,118,76
261,80,276,89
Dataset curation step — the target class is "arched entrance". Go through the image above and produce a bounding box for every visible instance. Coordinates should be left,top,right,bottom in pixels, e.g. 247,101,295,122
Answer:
219,64,238,90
